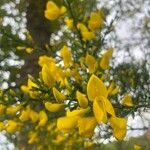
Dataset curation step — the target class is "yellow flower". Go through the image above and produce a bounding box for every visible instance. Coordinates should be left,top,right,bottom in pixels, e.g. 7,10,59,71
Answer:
100,48,113,70
87,74,108,101
88,11,104,30
133,144,142,150
53,66,65,83
38,111,48,127
60,45,73,67
78,117,97,138
28,107,39,123
82,31,95,40
77,23,88,31
21,85,28,94
45,1,66,20
60,77,69,87
108,82,119,96
52,135,66,145
76,91,88,108
21,79,39,99
66,108,90,117
6,105,21,115
45,102,64,112
122,94,133,107
42,65,55,87
0,104,6,115
6,120,18,133
19,110,30,122
85,54,97,73
57,116,79,132
109,116,127,140
77,23,95,40
40,60,64,84
25,47,34,54
93,97,107,123
38,55,55,67
28,131,38,144
53,87,66,102
65,18,73,29
93,97,115,123
16,46,25,51
111,87,119,95
57,108,90,132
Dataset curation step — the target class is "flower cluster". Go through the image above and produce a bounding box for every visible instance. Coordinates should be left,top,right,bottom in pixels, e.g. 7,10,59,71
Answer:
0,1,136,149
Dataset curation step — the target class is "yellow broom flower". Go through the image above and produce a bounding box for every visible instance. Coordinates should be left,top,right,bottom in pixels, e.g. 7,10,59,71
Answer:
6,120,18,133
78,117,97,137
42,65,55,87
93,97,115,123
38,55,55,67
6,105,21,115
38,111,48,127
57,116,79,132
87,74,108,101
133,144,142,150
100,48,113,70
45,102,64,112
88,11,104,30
19,110,30,122
122,94,133,107
76,91,88,108
21,79,39,99
53,87,66,102
77,23,95,41
45,1,66,20
65,18,73,29
85,54,97,73
60,45,73,67
110,116,127,140
66,107,90,117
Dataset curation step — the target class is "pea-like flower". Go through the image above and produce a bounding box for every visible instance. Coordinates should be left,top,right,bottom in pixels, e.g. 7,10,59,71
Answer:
45,1,66,20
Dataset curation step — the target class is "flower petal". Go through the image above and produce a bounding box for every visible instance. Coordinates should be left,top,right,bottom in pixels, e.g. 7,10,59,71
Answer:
76,91,88,108
100,48,113,70
88,11,104,30
45,102,64,112
38,111,48,127
57,116,79,132
110,117,127,140
66,107,90,117
42,65,55,87
93,98,107,123
85,54,97,73
60,46,72,67
53,87,66,102
78,117,97,138
87,74,108,101
103,97,115,117
45,1,61,20
122,94,133,107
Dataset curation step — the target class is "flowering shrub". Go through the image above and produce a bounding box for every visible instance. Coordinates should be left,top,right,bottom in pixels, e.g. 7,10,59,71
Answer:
0,0,145,149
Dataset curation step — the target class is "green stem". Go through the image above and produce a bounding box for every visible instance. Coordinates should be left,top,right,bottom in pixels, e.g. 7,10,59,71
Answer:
64,0,85,51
